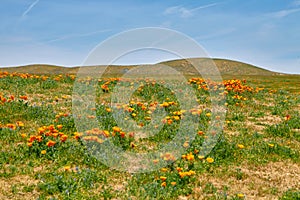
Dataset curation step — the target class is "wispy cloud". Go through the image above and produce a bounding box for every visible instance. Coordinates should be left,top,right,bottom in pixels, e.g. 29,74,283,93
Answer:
164,3,218,18
195,28,236,41
292,0,300,7
41,29,112,44
267,8,300,18
21,0,40,18
191,3,219,12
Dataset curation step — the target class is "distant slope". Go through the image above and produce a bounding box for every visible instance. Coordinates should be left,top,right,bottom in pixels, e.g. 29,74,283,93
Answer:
160,58,279,76
0,58,282,76
0,64,79,74
213,59,277,75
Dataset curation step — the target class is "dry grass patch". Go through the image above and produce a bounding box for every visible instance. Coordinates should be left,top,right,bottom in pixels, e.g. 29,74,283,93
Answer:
190,161,300,199
245,120,266,132
0,175,39,200
256,115,282,126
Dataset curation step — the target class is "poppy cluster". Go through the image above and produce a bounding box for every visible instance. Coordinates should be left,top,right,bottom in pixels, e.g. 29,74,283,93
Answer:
0,121,24,130
0,94,29,104
189,78,258,94
26,124,69,149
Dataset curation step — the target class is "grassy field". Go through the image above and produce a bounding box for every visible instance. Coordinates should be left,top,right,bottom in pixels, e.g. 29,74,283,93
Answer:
0,61,299,200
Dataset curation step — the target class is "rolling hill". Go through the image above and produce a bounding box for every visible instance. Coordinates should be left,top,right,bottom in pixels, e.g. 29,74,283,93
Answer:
0,58,284,76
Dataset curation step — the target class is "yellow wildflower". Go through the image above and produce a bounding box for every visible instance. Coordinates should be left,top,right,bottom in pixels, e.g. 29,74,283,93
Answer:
206,157,214,163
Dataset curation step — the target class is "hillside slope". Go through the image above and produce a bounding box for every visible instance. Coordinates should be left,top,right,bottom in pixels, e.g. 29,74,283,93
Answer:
0,58,282,76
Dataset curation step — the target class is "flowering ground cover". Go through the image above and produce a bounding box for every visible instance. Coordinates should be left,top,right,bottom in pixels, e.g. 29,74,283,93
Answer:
0,71,299,199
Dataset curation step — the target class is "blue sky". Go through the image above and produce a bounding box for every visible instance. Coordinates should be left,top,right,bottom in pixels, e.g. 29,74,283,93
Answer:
1,0,300,73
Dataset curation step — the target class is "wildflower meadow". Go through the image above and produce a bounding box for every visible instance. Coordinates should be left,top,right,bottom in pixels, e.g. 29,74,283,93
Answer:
0,70,299,199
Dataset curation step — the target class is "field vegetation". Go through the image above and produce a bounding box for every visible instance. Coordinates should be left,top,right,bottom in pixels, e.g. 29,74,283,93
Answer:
0,60,299,199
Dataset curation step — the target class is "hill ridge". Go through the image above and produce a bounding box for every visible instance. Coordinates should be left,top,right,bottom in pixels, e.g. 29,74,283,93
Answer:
0,58,285,76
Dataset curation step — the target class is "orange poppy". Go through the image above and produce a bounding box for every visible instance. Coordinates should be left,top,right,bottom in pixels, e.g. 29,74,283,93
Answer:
46,140,56,147
60,135,68,142
19,95,28,100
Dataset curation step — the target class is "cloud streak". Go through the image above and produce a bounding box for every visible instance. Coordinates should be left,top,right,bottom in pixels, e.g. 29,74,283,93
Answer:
21,0,40,18
267,8,300,18
41,29,112,44
195,28,236,41
164,3,218,18
292,0,300,7
191,3,219,12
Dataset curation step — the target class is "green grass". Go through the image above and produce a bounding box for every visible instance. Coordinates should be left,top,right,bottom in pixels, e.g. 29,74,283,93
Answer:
0,66,299,199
